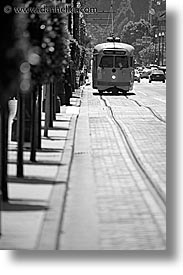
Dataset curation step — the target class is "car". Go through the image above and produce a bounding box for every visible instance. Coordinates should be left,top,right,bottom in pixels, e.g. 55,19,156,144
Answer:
140,69,151,79
150,67,158,72
158,66,166,77
136,66,143,73
149,64,159,70
149,70,166,83
134,69,141,82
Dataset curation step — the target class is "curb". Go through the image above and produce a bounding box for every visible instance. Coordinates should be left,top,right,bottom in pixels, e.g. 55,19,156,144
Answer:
36,114,78,250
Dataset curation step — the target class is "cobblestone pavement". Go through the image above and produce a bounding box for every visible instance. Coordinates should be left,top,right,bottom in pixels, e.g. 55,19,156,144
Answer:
103,95,166,200
59,84,166,250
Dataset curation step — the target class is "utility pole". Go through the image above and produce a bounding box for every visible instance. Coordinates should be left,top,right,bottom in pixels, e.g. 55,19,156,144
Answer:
161,32,165,66
158,32,161,66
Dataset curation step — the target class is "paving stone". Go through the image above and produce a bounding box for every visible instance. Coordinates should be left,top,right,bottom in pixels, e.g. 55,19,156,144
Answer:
59,85,166,250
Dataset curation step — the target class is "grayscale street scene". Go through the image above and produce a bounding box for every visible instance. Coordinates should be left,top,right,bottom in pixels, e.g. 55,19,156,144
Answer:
0,0,166,250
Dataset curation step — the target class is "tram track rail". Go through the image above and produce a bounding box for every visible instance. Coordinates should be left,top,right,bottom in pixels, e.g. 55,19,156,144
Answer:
126,96,166,123
100,95,166,214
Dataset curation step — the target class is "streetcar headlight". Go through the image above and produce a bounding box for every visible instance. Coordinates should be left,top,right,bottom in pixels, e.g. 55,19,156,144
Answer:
112,75,116,79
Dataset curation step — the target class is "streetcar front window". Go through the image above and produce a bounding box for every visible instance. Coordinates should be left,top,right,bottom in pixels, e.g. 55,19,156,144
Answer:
115,56,128,68
99,56,113,68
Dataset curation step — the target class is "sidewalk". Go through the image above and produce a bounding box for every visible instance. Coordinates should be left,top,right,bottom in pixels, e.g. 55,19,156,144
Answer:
0,92,81,250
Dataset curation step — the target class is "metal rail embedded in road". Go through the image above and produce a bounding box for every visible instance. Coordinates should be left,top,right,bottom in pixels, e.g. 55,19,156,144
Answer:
126,96,166,123
100,95,166,214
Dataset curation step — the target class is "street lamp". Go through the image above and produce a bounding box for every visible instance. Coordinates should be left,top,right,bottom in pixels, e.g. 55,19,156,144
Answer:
154,33,158,64
161,32,165,66
158,32,162,66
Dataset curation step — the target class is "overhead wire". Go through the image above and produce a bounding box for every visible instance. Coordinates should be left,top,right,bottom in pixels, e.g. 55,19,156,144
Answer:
101,6,112,42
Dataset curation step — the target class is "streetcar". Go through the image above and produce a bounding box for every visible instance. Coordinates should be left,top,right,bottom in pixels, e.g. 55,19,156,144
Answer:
92,37,135,95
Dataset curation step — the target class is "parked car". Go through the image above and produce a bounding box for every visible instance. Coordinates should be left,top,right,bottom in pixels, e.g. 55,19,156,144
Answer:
149,64,159,70
158,66,166,77
136,66,143,73
140,69,150,79
134,69,141,82
149,70,166,83
150,67,158,72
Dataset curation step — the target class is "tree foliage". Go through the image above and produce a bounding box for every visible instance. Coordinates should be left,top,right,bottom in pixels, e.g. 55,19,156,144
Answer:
86,23,104,45
26,0,70,85
0,0,30,104
0,0,71,105
121,19,153,63
85,0,135,45
114,0,135,37
139,43,155,65
121,19,152,44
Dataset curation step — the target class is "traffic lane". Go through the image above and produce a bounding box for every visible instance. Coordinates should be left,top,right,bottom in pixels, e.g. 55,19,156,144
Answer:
132,80,166,120
60,88,166,250
134,79,166,102
103,93,166,203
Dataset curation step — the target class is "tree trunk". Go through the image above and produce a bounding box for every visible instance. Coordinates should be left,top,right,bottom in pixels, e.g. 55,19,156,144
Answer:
0,101,9,201
0,108,2,235
44,84,50,137
17,93,25,177
30,87,37,162
49,82,53,128
37,84,42,150
53,82,56,121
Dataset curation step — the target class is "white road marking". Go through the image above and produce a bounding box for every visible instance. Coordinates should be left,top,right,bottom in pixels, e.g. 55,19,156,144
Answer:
154,97,166,103
137,91,147,96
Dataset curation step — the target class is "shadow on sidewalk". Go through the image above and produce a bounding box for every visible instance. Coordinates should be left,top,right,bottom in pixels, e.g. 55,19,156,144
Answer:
93,92,136,96
8,176,66,185
8,148,63,153
51,119,71,122
2,201,48,211
8,160,64,166
37,148,63,152
42,136,68,141
51,126,70,131
41,126,69,131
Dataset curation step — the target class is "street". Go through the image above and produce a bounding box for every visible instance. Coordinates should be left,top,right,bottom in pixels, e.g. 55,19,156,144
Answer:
58,76,166,250
134,79,166,109
0,76,166,250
